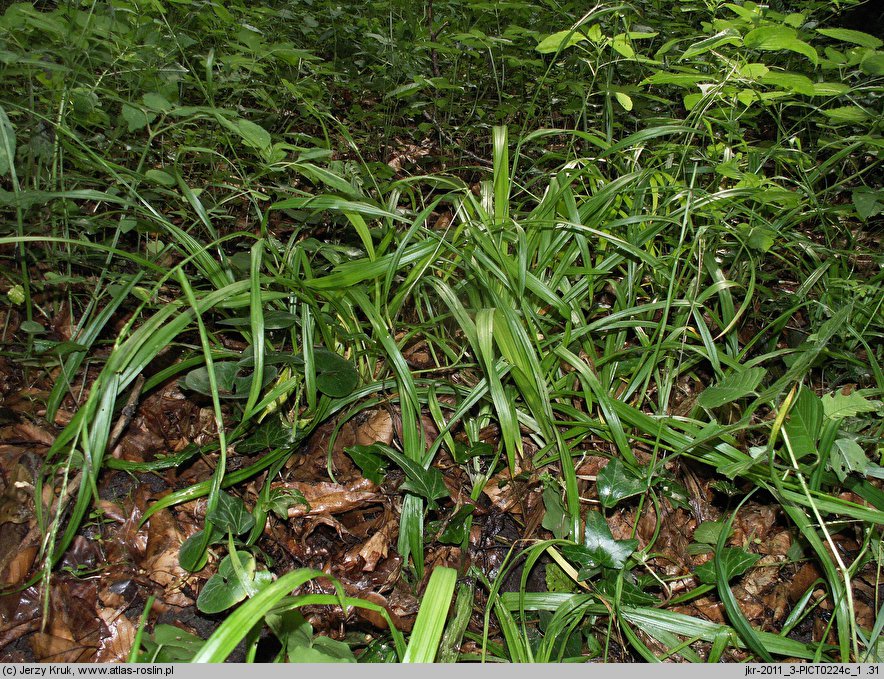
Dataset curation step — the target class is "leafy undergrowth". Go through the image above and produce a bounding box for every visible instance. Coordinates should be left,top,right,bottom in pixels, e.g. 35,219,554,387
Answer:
0,0,882,664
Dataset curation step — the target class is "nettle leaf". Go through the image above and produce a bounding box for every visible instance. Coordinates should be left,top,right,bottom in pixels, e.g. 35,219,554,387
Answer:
121,103,156,132
695,547,760,585
312,347,359,397
344,444,388,485
697,367,765,409
822,390,882,420
784,387,822,460
561,511,638,578
597,458,645,508
535,29,588,54
196,551,257,614
207,491,255,536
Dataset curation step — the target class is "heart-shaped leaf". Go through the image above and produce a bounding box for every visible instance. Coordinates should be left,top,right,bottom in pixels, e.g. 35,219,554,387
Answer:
597,458,645,508
196,551,257,614
141,624,205,662
236,417,293,454
784,387,822,460
263,486,310,520
178,526,224,572
541,480,570,539
183,362,277,400
313,348,359,397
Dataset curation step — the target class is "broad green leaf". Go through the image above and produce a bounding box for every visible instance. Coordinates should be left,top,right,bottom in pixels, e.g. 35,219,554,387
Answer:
183,362,276,400
561,511,638,578
695,547,760,585
680,29,741,60
541,481,569,539
431,504,476,544
141,624,205,663
121,103,156,132
822,390,882,420
264,486,309,520
760,71,814,95
196,552,257,614
206,491,255,536
385,449,448,505
142,92,172,111
145,169,176,186
815,28,882,49
830,438,884,482
536,29,587,54
312,347,359,397
614,92,633,111
232,118,272,150
178,527,223,572
612,34,634,58
821,106,869,123
344,444,389,485
693,520,728,546
852,188,883,220
0,106,15,177
861,51,884,75
267,610,356,663
597,459,645,508
235,417,293,454
811,82,850,96
743,26,818,64
697,367,766,409
784,387,822,460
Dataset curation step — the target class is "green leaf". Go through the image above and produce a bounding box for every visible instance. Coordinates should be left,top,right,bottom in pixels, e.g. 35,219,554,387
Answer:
266,610,356,663
141,624,205,663
822,390,882,420
693,520,728,546
232,118,272,150
811,82,850,96
695,547,760,585
312,347,359,397
206,491,255,536
743,26,818,64
541,481,570,539
830,438,884,482
597,459,645,508
434,504,476,545
860,51,884,75
760,71,815,96
852,188,883,221
611,34,635,58
263,486,310,520
784,387,822,460
19,320,45,334
145,169,176,186
535,29,587,54
235,417,293,454
121,103,156,132
142,92,173,111
815,28,882,49
697,367,766,409
196,551,258,614
561,511,638,578
0,106,16,177
344,444,389,485
614,92,633,111
178,527,223,572
680,28,741,60
821,106,869,123
402,566,457,662
183,362,276,400
383,447,449,505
